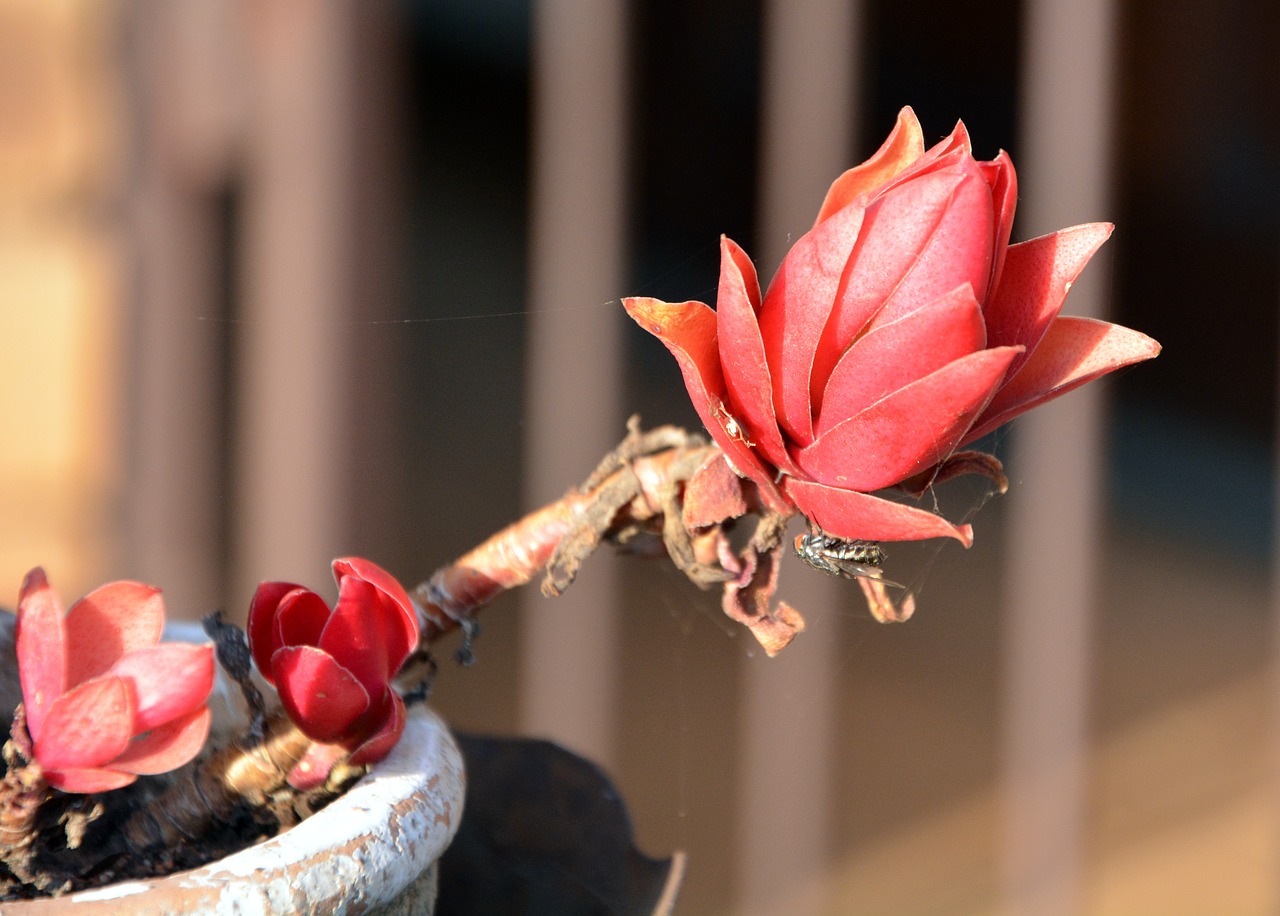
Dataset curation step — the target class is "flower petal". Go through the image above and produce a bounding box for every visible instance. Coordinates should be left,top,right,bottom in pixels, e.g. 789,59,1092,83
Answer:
35,677,135,771
983,222,1113,378
624,296,785,500
248,580,304,680
64,581,165,686
319,576,415,692
815,284,986,436
682,453,749,529
332,557,418,637
715,236,797,474
758,202,869,444
43,767,136,793
287,741,349,791
347,690,406,767
964,316,1162,443
814,164,995,399
113,706,212,775
981,150,1018,294
795,346,1021,492
273,645,370,743
275,588,332,652
813,106,924,226
108,643,214,731
783,478,973,545
15,567,67,743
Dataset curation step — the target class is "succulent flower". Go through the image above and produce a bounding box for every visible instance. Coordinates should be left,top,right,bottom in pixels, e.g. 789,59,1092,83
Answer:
248,557,419,788
14,568,215,793
625,107,1159,544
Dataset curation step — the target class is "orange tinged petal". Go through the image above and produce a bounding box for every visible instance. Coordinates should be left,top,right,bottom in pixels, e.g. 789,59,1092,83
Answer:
624,296,784,501
813,106,925,225
715,236,796,474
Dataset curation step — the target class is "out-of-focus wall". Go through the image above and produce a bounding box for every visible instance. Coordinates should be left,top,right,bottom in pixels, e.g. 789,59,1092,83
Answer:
0,0,125,602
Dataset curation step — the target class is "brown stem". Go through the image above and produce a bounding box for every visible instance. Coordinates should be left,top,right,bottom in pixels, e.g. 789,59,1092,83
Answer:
413,419,718,645
411,417,808,655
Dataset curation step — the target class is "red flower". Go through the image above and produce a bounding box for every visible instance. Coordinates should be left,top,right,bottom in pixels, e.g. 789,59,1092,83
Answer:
625,107,1160,544
14,568,215,793
248,557,418,787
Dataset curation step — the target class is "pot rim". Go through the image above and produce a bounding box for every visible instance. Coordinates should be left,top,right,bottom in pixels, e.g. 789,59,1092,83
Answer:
4,703,464,914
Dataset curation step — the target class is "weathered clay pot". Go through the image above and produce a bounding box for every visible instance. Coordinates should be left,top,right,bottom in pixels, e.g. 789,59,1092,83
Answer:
3,703,463,914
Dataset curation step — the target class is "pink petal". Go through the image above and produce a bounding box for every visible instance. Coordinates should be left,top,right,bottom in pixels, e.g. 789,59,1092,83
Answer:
813,107,925,226
113,706,212,775
981,150,1018,294
332,557,418,637
795,346,1021,492
287,741,349,791
15,567,67,743
43,767,136,794
64,581,165,686
275,588,331,652
814,164,995,398
965,316,1162,443
108,643,215,731
347,691,406,767
273,645,370,743
783,478,973,545
319,577,414,692
624,296,785,501
983,223,1113,379
758,202,869,444
815,284,986,436
35,677,135,771
714,236,797,474
247,580,304,680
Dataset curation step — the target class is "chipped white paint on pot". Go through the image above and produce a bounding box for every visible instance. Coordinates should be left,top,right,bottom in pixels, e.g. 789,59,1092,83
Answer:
3,704,465,914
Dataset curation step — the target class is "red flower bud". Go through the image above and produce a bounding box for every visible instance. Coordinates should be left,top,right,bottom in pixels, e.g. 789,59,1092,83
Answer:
247,558,418,787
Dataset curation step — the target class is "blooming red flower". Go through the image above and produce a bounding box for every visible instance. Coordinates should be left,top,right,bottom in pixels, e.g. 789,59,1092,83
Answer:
14,568,215,793
625,107,1160,544
248,557,418,788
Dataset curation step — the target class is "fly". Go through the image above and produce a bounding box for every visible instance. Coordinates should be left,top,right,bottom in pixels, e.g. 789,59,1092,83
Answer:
793,529,898,585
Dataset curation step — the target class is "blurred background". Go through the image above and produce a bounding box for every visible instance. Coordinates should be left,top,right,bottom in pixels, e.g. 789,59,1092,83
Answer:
0,0,1275,912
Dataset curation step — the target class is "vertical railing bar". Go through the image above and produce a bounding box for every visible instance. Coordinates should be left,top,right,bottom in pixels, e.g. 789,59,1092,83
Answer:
738,2,861,912
233,3,355,599
1002,0,1118,912
518,0,629,769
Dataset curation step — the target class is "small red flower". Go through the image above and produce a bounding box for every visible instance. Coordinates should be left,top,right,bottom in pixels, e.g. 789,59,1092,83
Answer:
14,568,215,793
625,107,1160,544
248,557,419,788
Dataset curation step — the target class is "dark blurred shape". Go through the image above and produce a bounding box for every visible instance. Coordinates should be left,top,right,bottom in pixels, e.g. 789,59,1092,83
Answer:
437,734,683,915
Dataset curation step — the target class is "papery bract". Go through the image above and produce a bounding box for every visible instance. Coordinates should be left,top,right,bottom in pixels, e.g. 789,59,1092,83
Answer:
248,557,419,788
13,568,215,793
625,106,1160,544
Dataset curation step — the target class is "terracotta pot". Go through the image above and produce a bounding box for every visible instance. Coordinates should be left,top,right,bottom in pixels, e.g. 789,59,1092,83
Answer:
3,703,465,914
